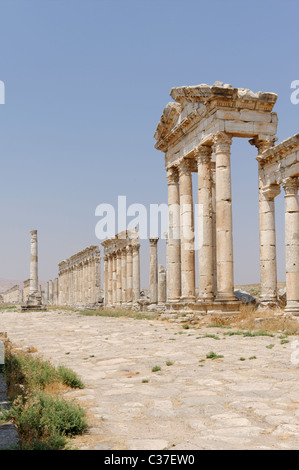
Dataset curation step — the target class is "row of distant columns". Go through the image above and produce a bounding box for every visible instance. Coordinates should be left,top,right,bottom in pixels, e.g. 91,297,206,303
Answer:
59,256,101,306
166,131,235,304
103,243,140,306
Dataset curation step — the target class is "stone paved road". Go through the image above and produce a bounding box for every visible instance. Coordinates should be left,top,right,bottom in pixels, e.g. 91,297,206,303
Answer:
1,309,299,450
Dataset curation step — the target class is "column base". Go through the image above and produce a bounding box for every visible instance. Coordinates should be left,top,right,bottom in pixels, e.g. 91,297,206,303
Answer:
285,302,299,316
215,293,238,303
181,296,196,303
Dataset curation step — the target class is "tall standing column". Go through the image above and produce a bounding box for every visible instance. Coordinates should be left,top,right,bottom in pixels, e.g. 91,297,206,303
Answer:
126,245,133,305
103,255,108,306
196,145,214,302
29,230,39,294
149,237,159,303
179,159,195,302
121,248,127,304
213,132,235,301
259,184,280,305
283,177,299,315
95,254,101,305
23,229,42,309
166,167,181,302
49,280,53,305
108,255,113,306
251,137,279,306
116,250,122,305
132,243,140,304
112,253,117,305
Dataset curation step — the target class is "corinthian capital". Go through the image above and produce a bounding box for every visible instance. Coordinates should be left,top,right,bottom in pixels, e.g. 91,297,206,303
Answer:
213,132,232,154
282,177,299,195
166,166,179,185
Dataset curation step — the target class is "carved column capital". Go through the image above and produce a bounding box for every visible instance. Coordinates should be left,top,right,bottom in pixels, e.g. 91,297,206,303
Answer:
166,166,179,185
149,237,159,247
282,177,299,195
194,144,212,163
213,132,232,154
178,158,193,177
249,136,277,154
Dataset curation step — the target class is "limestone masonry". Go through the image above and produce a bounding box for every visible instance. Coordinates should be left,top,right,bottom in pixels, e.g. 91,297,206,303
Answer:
1,82,299,317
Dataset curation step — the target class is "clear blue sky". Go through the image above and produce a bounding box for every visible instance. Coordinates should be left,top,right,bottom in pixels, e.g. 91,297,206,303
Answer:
0,0,298,287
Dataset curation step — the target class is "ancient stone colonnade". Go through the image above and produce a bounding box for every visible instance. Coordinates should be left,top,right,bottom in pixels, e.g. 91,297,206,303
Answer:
58,246,101,308
101,228,140,307
154,82,299,315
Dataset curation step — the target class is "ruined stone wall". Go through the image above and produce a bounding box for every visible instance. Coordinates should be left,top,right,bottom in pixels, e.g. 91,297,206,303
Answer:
1,285,22,304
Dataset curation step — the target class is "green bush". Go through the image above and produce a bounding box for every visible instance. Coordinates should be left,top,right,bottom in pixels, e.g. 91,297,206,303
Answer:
8,391,87,450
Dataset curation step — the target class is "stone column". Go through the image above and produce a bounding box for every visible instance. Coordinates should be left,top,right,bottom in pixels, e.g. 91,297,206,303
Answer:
116,250,122,305
103,255,108,306
196,145,214,302
158,264,166,305
45,282,49,303
29,230,39,294
283,177,299,315
132,243,140,303
213,132,235,301
95,255,101,305
149,237,159,303
259,184,280,305
252,137,279,307
126,245,133,305
112,253,117,305
121,248,127,304
178,159,195,302
54,278,58,305
166,166,181,302
49,280,53,305
108,255,113,306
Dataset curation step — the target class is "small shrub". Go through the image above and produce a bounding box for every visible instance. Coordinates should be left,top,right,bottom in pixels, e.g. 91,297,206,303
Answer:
151,365,161,372
166,361,173,366
57,365,84,389
206,351,224,360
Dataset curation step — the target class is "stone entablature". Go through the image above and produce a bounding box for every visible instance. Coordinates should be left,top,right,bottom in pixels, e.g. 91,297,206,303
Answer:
58,246,101,308
101,228,140,307
155,82,278,169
